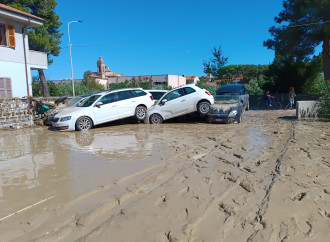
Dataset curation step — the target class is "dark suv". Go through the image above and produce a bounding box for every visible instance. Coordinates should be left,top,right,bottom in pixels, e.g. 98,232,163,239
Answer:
208,84,249,123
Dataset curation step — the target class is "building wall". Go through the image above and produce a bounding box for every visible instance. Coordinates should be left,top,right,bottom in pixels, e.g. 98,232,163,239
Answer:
0,22,25,63
0,19,47,98
0,61,31,97
105,75,186,89
167,75,186,88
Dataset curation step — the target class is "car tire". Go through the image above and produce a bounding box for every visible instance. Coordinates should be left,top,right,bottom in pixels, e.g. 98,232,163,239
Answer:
198,101,210,116
135,106,147,121
246,101,249,111
150,113,163,124
75,116,93,131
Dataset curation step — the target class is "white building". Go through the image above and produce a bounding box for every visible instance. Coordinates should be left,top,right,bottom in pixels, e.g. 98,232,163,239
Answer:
0,4,48,98
92,56,186,89
185,76,200,84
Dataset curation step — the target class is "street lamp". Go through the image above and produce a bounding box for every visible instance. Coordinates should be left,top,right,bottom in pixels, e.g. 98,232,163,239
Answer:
68,20,82,97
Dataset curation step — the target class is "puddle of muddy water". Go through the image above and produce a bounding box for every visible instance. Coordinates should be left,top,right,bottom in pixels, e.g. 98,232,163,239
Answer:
0,126,170,220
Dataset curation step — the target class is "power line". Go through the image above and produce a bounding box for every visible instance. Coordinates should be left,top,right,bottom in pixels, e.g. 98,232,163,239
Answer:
64,20,330,49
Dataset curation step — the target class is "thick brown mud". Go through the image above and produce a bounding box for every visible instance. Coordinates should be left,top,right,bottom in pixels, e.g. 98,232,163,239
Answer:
0,110,329,241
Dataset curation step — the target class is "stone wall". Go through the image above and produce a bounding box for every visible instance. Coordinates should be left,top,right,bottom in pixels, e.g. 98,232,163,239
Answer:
296,101,320,120
0,98,34,129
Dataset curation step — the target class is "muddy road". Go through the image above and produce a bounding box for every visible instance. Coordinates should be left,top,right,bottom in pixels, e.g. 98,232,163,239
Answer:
0,110,329,241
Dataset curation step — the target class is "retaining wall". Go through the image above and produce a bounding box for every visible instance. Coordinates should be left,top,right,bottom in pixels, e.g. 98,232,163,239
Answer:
0,98,34,129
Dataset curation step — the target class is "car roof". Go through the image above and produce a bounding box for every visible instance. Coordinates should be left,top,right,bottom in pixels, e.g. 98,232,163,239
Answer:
96,88,145,96
171,84,199,91
216,84,245,94
147,90,168,92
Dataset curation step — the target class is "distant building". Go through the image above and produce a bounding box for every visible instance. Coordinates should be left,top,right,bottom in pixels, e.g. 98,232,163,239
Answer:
107,75,186,88
185,76,199,84
200,73,214,82
0,3,48,98
92,56,125,87
92,56,186,88
50,79,84,85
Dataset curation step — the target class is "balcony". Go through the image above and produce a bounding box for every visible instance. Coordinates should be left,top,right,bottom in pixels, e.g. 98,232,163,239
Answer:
28,50,48,68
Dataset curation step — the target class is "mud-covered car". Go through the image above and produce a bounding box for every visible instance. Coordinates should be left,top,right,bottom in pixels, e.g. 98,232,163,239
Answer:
145,84,214,124
207,84,249,123
52,88,154,131
44,94,91,125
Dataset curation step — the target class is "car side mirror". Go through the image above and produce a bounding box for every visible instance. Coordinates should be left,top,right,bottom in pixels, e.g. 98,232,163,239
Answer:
95,102,103,108
161,99,168,105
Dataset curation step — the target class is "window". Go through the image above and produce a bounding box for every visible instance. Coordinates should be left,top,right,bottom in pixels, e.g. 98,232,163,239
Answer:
132,90,147,97
79,95,101,107
116,91,132,101
184,87,196,95
163,88,184,102
0,78,12,98
99,93,117,104
0,24,6,46
0,24,15,48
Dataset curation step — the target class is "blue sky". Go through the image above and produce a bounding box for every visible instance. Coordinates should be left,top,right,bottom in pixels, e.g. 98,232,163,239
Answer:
38,0,285,81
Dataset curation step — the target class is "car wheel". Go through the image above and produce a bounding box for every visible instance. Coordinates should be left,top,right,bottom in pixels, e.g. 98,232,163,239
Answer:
246,101,249,111
198,101,210,116
135,106,147,121
150,113,163,124
75,116,93,131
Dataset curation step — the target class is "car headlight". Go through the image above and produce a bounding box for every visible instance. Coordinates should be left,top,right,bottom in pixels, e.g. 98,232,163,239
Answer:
60,116,71,122
228,110,238,117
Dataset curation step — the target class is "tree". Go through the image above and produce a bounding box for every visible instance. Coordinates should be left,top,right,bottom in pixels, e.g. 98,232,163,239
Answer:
1,0,63,97
264,0,330,80
203,46,228,78
217,64,269,81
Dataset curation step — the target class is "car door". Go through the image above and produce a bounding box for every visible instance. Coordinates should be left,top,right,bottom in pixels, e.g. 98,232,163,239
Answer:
115,90,135,118
93,93,118,124
158,88,187,119
183,87,198,112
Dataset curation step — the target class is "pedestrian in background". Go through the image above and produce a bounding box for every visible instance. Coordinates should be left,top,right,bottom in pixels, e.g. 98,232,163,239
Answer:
289,87,296,110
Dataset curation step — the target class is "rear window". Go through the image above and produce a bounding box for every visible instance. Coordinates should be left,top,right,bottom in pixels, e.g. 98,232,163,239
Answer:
133,90,147,97
149,91,165,100
216,85,241,95
184,87,196,94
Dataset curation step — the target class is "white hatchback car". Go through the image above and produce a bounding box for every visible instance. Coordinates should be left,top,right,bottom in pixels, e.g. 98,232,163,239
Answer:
52,88,154,131
145,84,214,124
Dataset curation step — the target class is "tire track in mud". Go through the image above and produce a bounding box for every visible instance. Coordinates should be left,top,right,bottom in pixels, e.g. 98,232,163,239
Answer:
247,118,296,241
31,131,223,241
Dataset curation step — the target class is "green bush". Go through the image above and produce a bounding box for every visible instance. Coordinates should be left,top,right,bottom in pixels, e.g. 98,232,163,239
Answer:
245,79,263,95
32,81,104,97
317,80,330,120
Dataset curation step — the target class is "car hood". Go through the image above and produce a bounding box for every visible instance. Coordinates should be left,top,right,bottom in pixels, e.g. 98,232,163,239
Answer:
54,107,86,117
210,103,239,114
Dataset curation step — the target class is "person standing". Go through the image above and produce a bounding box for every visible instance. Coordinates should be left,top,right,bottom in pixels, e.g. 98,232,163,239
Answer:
289,87,296,110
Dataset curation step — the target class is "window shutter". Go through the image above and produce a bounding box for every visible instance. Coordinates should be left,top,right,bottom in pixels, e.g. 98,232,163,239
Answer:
0,78,13,98
7,25,16,48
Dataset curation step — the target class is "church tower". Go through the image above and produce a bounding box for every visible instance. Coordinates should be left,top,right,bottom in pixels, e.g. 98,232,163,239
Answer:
97,56,106,78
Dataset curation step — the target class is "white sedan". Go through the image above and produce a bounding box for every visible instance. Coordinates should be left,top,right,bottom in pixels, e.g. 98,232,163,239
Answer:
52,88,154,131
145,84,214,124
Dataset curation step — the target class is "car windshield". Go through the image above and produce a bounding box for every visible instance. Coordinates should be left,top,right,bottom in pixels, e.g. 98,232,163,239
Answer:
67,96,84,107
214,94,239,104
78,95,101,107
